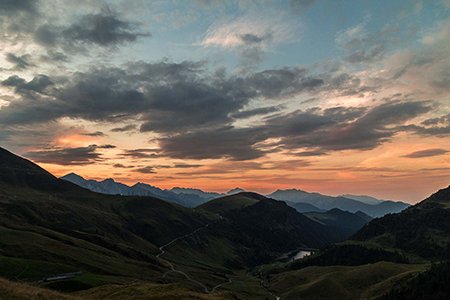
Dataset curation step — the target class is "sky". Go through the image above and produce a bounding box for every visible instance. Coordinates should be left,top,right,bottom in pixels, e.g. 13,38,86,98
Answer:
1,0,450,203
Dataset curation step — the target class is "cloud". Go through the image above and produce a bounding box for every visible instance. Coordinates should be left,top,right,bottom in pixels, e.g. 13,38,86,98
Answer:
34,11,150,51
173,163,203,168
158,126,268,161
39,50,70,63
200,12,300,68
0,61,330,131
162,100,434,161
23,145,103,165
133,166,156,174
80,131,106,137
110,124,137,132
97,144,116,149
344,43,386,63
119,149,160,159
62,12,150,46
402,148,449,158
337,22,400,64
230,106,282,119
5,53,32,70
294,150,328,156
113,163,135,168
2,75,54,94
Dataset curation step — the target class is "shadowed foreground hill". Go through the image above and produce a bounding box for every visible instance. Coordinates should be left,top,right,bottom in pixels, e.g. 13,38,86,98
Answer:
352,184,450,260
0,147,213,284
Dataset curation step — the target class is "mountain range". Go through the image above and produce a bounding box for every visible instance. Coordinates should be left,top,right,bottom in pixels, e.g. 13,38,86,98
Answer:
268,189,410,217
61,173,410,217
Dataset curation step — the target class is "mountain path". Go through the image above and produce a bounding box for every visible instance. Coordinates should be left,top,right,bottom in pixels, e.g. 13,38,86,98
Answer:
156,222,233,293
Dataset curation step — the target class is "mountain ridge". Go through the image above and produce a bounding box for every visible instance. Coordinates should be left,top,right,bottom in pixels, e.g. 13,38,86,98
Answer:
60,172,410,217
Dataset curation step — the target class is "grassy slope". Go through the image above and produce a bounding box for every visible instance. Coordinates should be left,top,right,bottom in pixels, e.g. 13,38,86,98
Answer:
196,193,261,214
352,185,450,261
268,261,427,300
0,275,271,300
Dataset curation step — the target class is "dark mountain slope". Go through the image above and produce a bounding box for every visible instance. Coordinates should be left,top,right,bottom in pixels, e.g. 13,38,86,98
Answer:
304,208,372,238
0,147,214,283
286,201,324,213
352,185,450,260
0,148,81,193
198,193,348,266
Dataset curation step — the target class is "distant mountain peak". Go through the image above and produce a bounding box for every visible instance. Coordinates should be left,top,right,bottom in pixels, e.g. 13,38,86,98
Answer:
61,172,83,179
227,187,246,195
101,178,115,183
340,194,385,205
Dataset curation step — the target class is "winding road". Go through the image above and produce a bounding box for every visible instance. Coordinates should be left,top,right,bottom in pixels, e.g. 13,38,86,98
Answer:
156,223,233,293
156,219,280,299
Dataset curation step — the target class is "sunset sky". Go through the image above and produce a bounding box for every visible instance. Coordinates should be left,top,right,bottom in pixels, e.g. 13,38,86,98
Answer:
1,0,450,203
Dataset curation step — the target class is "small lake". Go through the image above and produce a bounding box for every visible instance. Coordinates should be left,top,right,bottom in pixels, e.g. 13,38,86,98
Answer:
287,250,311,262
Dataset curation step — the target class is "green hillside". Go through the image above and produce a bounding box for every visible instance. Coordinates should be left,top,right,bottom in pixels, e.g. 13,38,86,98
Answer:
267,261,427,300
352,185,450,260
196,192,262,214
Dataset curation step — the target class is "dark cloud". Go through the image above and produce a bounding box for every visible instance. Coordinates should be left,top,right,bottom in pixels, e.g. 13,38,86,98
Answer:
97,144,116,149
0,57,438,161
230,106,282,119
290,101,434,151
120,149,160,159
402,148,448,158
239,32,273,45
421,113,450,126
0,62,331,130
245,67,323,98
236,32,273,69
63,13,150,46
294,150,328,156
34,11,150,50
110,124,137,132
163,101,433,161
23,145,103,165
1,75,54,99
399,124,450,136
158,126,269,161
5,53,32,70
240,34,264,44
113,163,135,168
173,163,203,168
80,131,106,137
133,166,156,174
